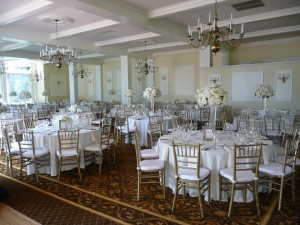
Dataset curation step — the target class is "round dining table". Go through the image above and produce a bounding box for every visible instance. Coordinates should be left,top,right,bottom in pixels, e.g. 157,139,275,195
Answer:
156,130,275,202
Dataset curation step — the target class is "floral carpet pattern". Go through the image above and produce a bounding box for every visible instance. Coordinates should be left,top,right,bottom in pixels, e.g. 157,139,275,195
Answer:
0,144,299,225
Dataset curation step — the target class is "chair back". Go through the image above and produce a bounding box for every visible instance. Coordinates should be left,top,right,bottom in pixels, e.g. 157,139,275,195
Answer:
148,115,163,147
100,123,110,147
57,130,79,154
294,115,300,126
264,115,281,135
199,107,210,122
22,116,35,129
248,120,264,136
15,130,35,154
282,139,300,173
134,128,142,166
172,142,201,180
1,128,13,155
232,143,262,181
177,110,191,126
237,115,249,131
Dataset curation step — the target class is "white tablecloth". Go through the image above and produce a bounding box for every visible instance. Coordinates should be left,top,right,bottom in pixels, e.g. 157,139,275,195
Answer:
128,115,177,146
29,127,98,176
156,131,275,202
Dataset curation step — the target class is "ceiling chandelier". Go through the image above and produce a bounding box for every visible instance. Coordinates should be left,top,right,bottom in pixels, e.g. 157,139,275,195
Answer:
134,41,158,75
188,0,244,54
40,18,76,68
73,51,92,79
0,60,6,74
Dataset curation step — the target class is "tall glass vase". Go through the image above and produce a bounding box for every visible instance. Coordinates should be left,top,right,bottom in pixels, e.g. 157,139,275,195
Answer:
210,105,217,129
128,96,132,106
262,97,267,110
150,98,155,112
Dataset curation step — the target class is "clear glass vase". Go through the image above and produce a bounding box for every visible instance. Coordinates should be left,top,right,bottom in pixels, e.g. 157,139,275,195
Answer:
262,97,267,110
150,98,155,112
210,105,217,129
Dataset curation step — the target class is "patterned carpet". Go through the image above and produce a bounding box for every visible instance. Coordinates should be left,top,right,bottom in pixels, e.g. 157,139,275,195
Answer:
0,144,299,225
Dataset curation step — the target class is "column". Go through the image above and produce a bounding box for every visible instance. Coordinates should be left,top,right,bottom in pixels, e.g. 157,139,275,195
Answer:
120,55,132,105
69,63,79,104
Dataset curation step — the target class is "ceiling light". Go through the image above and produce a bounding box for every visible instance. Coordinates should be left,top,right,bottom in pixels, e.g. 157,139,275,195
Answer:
188,0,244,54
40,18,76,68
134,41,158,75
73,51,92,79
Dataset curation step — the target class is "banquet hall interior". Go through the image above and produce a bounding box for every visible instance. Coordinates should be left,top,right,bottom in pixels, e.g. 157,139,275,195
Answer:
0,0,300,224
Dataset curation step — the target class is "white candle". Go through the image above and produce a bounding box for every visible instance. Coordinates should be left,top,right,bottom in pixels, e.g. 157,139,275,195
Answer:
209,13,211,23
241,23,244,34
188,25,191,35
200,22,203,34
198,18,200,28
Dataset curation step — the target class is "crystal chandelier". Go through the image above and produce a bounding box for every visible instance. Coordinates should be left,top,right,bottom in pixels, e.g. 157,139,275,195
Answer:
134,41,158,75
188,0,244,54
0,60,6,74
40,19,76,68
73,51,92,79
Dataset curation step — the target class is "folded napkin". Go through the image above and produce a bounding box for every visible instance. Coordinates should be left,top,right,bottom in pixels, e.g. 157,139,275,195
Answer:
205,129,214,139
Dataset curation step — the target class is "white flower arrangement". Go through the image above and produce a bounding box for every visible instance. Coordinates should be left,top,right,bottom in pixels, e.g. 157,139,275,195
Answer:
124,89,135,97
69,104,77,113
143,87,161,100
42,90,51,96
19,91,31,99
108,89,116,95
254,85,274,98
194,83,226,106
52,115,73,128
9,91,17,97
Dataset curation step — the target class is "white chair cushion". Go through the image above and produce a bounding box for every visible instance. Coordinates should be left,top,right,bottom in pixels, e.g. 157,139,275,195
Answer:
56,149,79,157
220,168,256,183
23,147,49,158
84,143,108,151
259,162,293,176
140,159,164,171
178,167,210,181
141,149,159,159
109,138,115,145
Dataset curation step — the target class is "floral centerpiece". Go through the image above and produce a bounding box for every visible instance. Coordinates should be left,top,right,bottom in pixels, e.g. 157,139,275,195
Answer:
42,90,51,103
19,91,31,99
52,114,73,129
194,83,226,129
124,89,135,97
69,104,77,113
9,91,17,97
124,89,135,105
143,87,161,111
194,83,226,106
254,85,274,98
42,90,51,96
255,84,274,111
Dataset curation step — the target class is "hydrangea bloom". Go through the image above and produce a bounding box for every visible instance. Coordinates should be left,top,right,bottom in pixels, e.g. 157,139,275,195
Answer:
194,83,226,106
143,87,161,100
254,85,274,98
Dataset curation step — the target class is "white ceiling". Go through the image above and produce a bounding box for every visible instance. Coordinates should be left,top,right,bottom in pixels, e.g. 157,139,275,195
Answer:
0,0,299,63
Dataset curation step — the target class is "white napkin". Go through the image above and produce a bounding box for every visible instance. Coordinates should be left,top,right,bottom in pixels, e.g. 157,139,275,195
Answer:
205,129,214,139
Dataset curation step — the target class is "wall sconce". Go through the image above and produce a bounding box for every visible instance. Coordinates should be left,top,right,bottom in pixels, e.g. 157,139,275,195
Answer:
107,77,111,83
278,74,290,83
210,77,219,84
136,76,142,82
30,71,42,82
161,74,167,81
57,80,61,85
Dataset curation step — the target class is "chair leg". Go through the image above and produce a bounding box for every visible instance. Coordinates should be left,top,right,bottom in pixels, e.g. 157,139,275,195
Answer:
137,171,140,201
292,173,296,202
228,183,235,217
198,181,204,218
278,176,285,211
219,174,222,204
34,158,39,183
99,152,103,174
58,157,61,181
77,157,82,181
208,176,211,204
172,178,178,211
162,170,165,199
254,180,261,216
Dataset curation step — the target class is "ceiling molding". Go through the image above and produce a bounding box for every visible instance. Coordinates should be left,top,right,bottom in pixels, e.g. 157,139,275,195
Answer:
0,43,31,51
128,41,188,52
79,53,107,59
148,0,226,19
0,0,54,26
95,32,160,47
245,25,300,38
50,20,119,39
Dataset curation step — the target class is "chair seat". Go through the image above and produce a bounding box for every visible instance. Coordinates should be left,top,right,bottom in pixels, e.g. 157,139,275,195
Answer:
139,159,164,171
141,149,159,159
22,147,49,158
56,149,79,157
178,167,210,181
84,143,108,151
220,168,256,183
259,162,293,176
